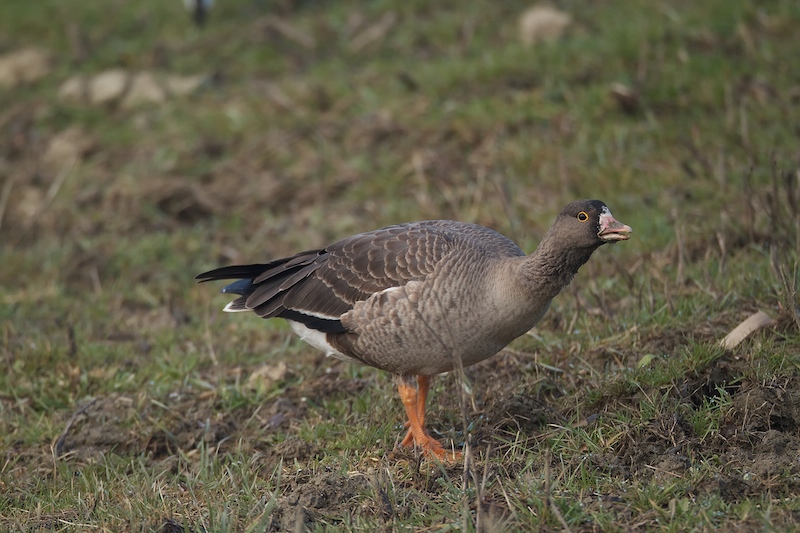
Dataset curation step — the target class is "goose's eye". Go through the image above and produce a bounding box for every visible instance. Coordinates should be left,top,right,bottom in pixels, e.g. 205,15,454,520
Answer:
577,211,589,222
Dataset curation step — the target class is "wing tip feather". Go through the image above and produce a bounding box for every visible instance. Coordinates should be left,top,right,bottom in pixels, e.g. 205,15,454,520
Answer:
223,299,250,312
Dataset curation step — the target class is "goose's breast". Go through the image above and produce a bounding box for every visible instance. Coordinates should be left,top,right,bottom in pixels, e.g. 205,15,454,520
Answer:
331,255,544,375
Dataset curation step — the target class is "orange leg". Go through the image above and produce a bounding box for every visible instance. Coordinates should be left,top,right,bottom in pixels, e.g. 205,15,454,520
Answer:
396,375,460,460
401,375,430,447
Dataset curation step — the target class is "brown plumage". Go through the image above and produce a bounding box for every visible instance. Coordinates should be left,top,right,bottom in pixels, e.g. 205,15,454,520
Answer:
197,199,632,459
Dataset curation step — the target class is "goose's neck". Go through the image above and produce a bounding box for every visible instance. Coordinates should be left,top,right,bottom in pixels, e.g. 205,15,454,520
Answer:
520,233,601,298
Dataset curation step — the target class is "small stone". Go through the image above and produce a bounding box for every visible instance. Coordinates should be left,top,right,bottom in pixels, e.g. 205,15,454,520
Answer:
519,5,572,46
41,127,94,175
89,69,129,105
246,361,289,390
164,74,205,96
58,75,87,103
0,48,51,88
120,71,166,108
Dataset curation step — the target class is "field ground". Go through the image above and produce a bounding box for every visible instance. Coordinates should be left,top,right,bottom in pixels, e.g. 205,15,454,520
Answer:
2,0,800,531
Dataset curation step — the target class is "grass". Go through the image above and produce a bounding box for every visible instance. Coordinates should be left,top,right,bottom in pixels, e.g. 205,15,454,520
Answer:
2,0,800,531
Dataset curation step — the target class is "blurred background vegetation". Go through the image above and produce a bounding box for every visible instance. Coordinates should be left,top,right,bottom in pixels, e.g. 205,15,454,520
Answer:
1,0,800,531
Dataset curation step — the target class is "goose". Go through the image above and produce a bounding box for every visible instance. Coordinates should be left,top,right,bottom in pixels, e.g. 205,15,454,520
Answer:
197,199,632,459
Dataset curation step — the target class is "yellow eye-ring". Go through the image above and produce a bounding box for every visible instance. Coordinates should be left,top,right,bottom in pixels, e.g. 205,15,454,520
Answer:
577,211,589,222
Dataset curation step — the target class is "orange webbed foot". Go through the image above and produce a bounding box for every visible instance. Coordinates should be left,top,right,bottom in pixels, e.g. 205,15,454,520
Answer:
401,430,462,461
396,375,461,461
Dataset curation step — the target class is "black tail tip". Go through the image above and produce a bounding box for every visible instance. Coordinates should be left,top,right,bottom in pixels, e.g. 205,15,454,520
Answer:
220,278,255,296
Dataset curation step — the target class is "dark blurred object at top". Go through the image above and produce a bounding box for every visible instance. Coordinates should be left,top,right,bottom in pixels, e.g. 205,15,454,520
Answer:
184,0,214,27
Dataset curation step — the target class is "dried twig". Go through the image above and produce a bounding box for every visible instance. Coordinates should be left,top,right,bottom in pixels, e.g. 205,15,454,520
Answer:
544,448,572,532
673,210,686,284
53,397,98,457
349,12,397,52
40,158,77,215
719,311,775,350
778,264,800,333
263,17,316,49
0,175,14,233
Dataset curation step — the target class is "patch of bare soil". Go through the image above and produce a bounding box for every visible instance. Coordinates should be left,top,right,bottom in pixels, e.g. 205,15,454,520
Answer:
418,342,800,516
42,371,385,531
589,360,800,503
268,469,370,531
53,395,142,461
48,360,375,466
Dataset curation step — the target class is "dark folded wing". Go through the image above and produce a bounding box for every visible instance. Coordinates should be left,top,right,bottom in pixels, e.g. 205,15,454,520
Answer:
196,221,462,333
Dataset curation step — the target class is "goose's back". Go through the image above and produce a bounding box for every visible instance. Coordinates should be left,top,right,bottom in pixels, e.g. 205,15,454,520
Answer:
326,221,537,375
